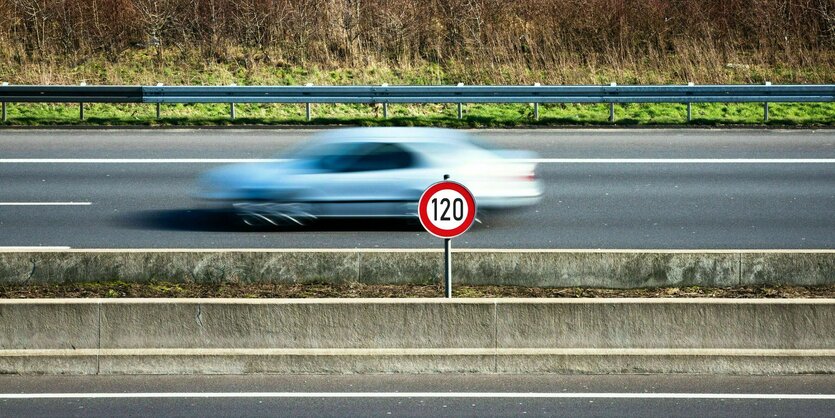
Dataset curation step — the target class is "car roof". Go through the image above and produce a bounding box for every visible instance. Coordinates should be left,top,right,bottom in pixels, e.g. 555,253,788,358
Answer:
309,127,473,144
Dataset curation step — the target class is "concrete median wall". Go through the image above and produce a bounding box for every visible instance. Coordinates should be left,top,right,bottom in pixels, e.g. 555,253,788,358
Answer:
0,249,833,288
0,298,833,374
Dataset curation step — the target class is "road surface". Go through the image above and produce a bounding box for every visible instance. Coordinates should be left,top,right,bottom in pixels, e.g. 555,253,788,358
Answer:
0,374,833,417
1,128,833,249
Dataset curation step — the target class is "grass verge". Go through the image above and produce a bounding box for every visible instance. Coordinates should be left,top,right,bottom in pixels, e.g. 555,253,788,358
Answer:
1,282,833,298
2,55,833,127
2,102,833,127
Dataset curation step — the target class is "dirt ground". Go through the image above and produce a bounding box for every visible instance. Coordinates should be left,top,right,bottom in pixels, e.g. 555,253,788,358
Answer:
1,282,833,299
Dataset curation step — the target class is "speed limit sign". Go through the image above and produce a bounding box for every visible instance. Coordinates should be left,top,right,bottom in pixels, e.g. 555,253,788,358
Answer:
418,180,477,239
418,177,476,298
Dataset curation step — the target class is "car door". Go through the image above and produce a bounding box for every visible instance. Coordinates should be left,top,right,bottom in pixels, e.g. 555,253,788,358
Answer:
314,142,420,217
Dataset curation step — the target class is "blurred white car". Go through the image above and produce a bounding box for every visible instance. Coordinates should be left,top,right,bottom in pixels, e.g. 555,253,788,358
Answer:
198,127,543,225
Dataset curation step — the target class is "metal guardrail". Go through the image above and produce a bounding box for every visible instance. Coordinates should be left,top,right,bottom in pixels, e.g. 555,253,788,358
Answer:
0,85,142,103
0,84,833,122
0,85,143,121
140,84,835,104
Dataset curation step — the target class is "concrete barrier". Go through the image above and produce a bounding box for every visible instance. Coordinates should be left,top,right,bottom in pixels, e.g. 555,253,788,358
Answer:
0,298,832,374
0,249,833,288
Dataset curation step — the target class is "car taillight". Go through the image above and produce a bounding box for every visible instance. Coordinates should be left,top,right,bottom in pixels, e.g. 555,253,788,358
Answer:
520,172,536,181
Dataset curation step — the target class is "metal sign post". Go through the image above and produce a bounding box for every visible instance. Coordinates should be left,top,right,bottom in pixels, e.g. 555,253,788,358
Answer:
444,238,452,298
443,174,452,298
418,174,476,298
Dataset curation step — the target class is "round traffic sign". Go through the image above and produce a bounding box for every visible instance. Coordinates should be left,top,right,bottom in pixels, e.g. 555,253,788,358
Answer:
418,181,476,239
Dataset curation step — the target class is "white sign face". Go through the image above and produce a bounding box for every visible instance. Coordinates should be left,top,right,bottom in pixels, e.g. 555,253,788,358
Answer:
418,181,476,239
425,189,470,231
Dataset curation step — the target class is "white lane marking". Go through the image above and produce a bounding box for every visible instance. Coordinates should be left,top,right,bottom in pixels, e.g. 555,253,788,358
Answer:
0,392,833,400
1,158,834,164
0,202,91,206
3,347,834,355
524,158,835,164
0,159,283,163
0,248,832,254
0,246,71,250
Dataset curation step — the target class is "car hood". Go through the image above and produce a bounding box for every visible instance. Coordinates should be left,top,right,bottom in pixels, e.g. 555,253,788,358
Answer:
197,161,314,200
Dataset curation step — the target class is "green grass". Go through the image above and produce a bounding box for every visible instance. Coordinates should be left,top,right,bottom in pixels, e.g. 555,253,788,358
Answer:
2,101,833,127
1,50,833,127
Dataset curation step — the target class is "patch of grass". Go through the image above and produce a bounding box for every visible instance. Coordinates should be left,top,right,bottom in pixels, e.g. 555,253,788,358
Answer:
1,54,833,127
2,101,832,127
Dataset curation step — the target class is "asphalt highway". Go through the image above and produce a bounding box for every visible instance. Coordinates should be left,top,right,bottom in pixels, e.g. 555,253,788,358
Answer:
1,374,834,417
1,128,833,248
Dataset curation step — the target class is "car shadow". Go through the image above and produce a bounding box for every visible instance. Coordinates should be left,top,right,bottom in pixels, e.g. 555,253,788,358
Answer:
116,208,425,232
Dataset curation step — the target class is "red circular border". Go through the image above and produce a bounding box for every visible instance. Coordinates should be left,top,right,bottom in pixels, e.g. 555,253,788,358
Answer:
418,181,477,239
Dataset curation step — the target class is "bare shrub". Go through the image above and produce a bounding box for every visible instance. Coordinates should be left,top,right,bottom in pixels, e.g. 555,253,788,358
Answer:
0,0,832,83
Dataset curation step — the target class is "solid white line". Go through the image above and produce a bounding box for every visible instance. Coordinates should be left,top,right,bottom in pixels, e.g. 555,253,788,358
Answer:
1,298,833,305
1,158,834,164
3,347,834,356
0,248,832,254
0,202,91,206
0,159,282,164
0,392,833,400
524,158,835,164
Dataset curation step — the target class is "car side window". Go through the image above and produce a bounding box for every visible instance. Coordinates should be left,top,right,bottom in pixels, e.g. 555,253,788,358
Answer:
339,143,415,172
312,142,372,172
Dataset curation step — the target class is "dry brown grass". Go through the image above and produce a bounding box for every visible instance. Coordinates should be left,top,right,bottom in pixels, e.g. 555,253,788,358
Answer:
2,282,834,299
0,0,833,85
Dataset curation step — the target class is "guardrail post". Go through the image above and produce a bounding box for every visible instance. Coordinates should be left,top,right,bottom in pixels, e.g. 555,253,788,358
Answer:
229,83,237,119
1,82,7,122
381,83,388,118
608,82,616,122
533,82,540,121
763,81,771,122
457,83,464,119
155,83,163,119
79,81,86,120
686,82,694,122
305,83,313,121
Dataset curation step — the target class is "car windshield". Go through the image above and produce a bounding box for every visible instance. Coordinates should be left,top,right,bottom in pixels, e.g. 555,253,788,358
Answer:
290,141,366,160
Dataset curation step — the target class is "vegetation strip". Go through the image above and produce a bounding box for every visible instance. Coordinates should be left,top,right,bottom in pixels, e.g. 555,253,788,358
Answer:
2,1,832,126
1,102,832,127
2,282,833,299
